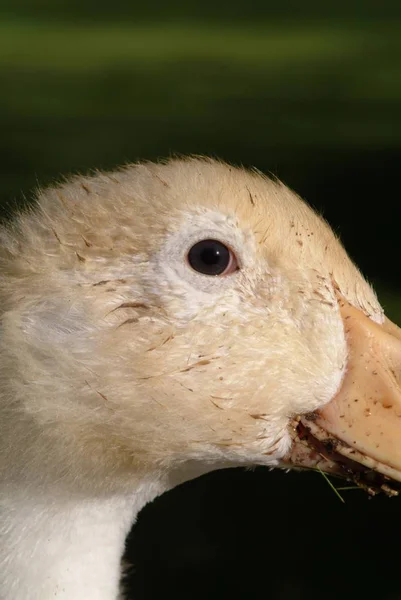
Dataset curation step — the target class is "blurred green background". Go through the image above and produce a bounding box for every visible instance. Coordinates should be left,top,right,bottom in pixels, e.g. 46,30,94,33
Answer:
1,0,400,324
1,2,401,598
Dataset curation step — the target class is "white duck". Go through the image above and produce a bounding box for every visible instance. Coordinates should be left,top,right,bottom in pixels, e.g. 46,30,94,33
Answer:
0,158,400,599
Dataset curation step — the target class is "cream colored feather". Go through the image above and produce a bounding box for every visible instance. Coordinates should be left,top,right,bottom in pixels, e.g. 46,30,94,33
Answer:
0,158,383,599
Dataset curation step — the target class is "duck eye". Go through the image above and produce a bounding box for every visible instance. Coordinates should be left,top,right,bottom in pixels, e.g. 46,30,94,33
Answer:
187,239,238,276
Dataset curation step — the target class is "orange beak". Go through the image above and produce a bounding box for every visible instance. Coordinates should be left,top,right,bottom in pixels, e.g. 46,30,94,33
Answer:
287,296,401,496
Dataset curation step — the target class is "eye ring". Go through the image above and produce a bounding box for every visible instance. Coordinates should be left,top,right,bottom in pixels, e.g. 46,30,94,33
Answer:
187,239,238,276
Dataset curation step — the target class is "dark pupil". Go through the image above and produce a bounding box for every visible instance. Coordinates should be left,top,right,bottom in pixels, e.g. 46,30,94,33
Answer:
188,239,230,275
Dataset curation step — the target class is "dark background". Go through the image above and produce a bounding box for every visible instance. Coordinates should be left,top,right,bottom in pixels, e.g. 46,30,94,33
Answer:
1,1,400,598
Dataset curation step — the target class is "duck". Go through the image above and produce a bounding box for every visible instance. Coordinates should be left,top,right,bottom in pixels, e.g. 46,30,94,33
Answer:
0,157,400,600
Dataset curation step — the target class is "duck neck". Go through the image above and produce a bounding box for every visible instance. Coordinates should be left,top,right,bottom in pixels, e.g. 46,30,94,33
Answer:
1,461,221,600
0,475,167,600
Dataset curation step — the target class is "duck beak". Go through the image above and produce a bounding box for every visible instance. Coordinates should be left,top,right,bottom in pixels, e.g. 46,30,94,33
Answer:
287,296,401,496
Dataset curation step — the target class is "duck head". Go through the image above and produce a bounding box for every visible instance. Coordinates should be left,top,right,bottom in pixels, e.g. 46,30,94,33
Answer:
1,158,400,494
